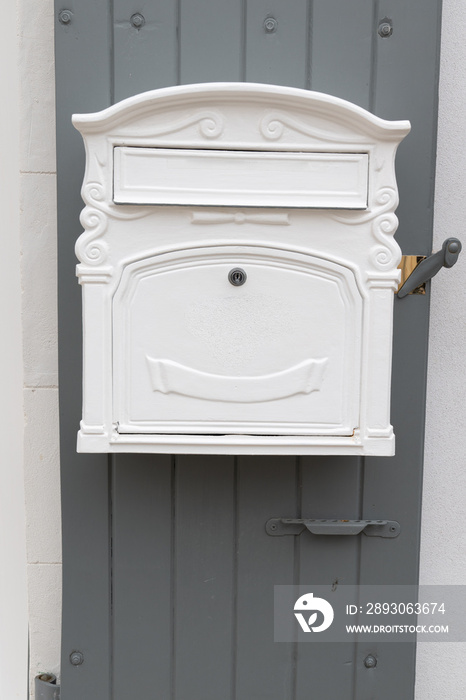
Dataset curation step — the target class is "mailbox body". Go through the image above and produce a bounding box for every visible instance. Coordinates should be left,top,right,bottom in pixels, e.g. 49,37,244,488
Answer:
73,83,409,455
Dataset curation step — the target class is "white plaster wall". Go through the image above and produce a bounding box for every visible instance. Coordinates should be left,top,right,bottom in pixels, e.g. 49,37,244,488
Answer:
415,0,466,696
17,0,62,693
11,0,466,696
0,5,29,699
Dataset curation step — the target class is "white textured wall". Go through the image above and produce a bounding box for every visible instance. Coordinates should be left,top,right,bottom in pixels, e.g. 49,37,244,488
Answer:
13,0,465,696
415,0,466,696
18,0,62,693
0,5,29,699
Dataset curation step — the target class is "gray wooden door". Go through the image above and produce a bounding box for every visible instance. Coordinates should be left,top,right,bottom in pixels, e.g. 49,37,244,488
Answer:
55,2,441,698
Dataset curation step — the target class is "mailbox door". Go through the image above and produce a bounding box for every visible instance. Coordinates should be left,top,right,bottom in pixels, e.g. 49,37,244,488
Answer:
112,246,361,436
56,2,441,699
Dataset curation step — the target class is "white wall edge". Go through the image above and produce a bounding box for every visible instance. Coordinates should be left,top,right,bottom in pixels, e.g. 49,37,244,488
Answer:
415,0,466,697
0,2,29,698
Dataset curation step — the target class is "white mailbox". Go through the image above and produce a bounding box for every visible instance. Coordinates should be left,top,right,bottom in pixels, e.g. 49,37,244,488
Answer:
73,82,410,455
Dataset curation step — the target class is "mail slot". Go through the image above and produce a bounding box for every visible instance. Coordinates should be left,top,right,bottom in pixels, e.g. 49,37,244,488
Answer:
113,148,369,208
72,82,410,455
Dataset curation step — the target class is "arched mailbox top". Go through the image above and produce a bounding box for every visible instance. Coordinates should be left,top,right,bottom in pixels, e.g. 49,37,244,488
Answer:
73,83,410,456
73,81,410,144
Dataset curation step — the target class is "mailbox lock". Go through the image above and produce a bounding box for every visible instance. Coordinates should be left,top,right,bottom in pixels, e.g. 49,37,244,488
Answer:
228,268,247,286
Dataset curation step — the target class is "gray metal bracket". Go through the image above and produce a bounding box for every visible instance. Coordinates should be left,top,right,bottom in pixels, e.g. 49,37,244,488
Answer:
397,237,462,298
265,518,401,538
35,674,60,700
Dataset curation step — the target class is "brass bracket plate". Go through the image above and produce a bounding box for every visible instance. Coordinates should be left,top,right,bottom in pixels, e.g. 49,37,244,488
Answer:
397,255,427,295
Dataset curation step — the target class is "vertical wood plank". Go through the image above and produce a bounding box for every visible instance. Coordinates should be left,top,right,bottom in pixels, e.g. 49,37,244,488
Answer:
112,455,173,700
295,457,363,700
235,456,297,700
55,2,113,698
179,0,243,83
173,455,235,700
354,3,442,695
310,0,374,109
353,297,431,699
294,6,375,692
113,0,178,101
374,0,442,252
244,0,310,88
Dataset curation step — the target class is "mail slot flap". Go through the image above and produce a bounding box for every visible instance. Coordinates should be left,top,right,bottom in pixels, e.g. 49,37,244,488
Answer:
113,148,369,209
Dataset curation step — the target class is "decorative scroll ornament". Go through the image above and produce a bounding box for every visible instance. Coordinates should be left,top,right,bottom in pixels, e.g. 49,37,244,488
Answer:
332,187,397,226
75,181,153,266
190,212,290,225
260,111,363,143
114,110,225,140
133,110,224,139
370,211,400,270
197,111,224,139
76,184,108,266
369,188,401,270
330,187,401,271
146,357,328,403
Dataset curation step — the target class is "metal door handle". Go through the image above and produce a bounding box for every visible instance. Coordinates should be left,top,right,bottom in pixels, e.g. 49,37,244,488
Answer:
266,518,401,538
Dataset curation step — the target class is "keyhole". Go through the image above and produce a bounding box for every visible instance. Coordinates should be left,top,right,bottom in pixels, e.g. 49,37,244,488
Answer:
228,268,247,286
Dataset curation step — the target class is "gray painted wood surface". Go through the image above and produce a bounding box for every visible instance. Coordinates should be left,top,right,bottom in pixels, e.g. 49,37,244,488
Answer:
55,1,442,698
